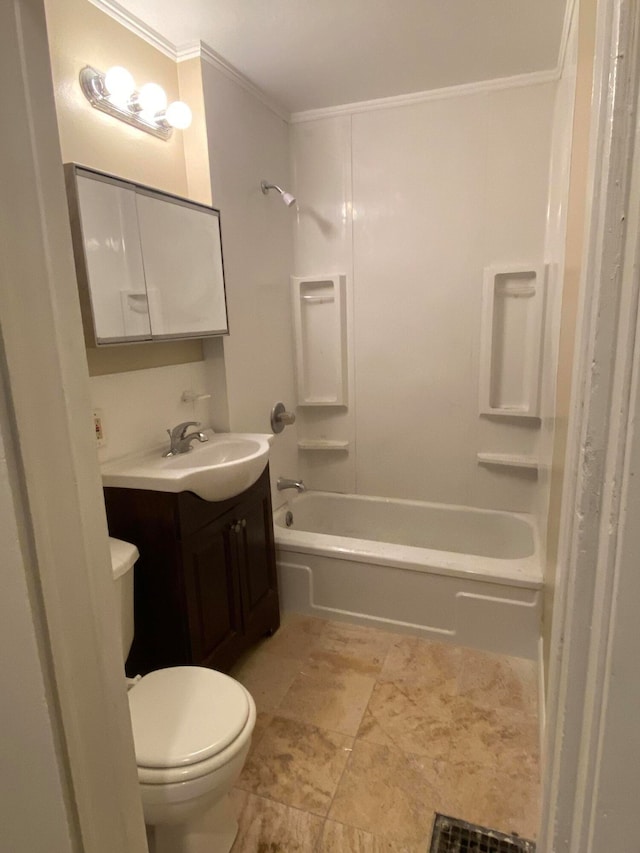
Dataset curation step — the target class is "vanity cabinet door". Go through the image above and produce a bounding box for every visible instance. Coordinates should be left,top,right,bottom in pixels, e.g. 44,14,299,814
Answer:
74,173,151,343
135,190,228,338
105,467,279,676
233,487,280,643
181,509,246,671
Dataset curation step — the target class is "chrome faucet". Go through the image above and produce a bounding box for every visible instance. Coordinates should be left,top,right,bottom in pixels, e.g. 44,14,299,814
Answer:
277,477,306,493
162,421,209,457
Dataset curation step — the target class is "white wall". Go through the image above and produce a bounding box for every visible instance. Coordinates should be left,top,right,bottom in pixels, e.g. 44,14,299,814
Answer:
91,358,220,463
201,60,298,508
292,82,555,511
291,116,356,492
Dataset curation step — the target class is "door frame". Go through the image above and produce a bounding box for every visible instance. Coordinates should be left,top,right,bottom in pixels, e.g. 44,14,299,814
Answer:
540,0,640,849
0,2,148,851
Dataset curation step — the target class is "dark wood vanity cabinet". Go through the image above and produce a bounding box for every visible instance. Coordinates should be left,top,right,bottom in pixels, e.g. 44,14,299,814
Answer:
104,466,280,676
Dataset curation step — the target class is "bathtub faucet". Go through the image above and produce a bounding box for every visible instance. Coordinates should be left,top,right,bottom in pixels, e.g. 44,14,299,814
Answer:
277,477,306,493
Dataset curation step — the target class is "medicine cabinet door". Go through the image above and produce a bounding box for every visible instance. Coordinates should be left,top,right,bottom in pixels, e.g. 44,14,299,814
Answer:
135,190,228,339
75,173,151,343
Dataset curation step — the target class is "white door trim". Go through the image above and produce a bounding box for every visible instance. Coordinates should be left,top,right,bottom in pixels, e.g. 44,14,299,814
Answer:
0,2,147,850
541,0,640,850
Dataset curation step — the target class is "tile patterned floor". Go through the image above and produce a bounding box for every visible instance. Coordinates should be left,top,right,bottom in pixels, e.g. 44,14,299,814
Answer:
229,613,540,852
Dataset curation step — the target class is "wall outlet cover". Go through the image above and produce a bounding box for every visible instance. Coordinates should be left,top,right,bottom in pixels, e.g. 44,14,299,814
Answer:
93,409,105,447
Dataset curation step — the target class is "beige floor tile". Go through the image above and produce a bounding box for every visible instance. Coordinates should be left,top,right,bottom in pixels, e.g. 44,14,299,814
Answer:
358,679,454,760
237,716,354,816
317,819,424,852
229,787,249,820
379,636,461,691
230,793,323,852
434,760,509,833
259,613,327,661
246,712,273,763
435,758,539,841
356,708,397,750
448,697,539,768
309,620,398,676
329,740,439,847
231,648,302,713
277,662,375,735
482,769,540,841
457,649,538,714
231,616,541,848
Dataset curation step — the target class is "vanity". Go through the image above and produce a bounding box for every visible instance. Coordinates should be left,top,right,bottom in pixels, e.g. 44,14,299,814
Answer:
105,465,279,676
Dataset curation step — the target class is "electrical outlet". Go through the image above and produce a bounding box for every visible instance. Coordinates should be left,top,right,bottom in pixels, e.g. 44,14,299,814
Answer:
93,409,105,447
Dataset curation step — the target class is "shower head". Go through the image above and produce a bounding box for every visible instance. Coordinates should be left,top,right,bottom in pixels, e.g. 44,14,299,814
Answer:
261,180,296,207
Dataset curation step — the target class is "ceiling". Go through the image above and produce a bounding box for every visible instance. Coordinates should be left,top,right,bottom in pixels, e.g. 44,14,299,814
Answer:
100,0,569,115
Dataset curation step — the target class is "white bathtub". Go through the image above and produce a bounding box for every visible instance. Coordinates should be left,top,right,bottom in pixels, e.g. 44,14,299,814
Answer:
273,491,542,659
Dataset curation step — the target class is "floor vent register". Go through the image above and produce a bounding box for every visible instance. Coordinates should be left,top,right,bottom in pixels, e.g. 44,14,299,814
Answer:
429,814,536,853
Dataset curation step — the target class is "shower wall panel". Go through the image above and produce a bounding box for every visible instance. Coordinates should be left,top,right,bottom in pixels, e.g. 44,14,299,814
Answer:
291,82,555,511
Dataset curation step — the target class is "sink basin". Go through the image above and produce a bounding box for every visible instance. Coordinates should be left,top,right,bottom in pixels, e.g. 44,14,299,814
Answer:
101,432,273,502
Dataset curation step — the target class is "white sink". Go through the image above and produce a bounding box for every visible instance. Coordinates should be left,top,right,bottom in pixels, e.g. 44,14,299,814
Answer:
101,432,273,502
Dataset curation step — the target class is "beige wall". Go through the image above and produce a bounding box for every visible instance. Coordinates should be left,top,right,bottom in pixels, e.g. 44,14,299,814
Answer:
179,57,213,205
45,0,187,193
544,0,598,661
44,0,211,373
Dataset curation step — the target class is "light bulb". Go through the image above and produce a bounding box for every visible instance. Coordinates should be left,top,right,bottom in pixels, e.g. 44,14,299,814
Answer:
165,101,192,130
138,82,167,116
104,66,135,104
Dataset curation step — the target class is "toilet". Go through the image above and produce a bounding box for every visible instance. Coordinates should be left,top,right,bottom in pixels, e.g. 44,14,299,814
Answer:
109,536,256,853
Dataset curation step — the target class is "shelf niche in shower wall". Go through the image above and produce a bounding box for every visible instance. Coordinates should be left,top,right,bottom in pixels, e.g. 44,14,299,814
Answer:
479,264,546,418
291,274,348,406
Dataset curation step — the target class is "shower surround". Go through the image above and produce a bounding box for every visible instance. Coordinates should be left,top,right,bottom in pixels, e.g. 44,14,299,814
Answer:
290,81,555,521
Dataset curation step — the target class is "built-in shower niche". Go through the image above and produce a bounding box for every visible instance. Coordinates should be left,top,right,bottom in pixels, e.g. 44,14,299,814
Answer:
479,264,545,418
291,274,348,406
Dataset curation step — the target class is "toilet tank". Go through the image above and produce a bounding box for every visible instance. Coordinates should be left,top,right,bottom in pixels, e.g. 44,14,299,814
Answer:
108,537,139,664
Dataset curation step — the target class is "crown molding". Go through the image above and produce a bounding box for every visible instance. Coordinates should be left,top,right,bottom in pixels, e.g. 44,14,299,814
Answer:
87,1,290,121
181,42,290,122
89,0,566,127
290,69,559,124
88,0,177,59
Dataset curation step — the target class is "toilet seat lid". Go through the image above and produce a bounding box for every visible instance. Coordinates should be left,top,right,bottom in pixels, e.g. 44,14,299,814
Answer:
129,666,250,768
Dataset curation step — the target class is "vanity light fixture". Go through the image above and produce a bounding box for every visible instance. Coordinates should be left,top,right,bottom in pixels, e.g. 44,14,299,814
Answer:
79,65,192,141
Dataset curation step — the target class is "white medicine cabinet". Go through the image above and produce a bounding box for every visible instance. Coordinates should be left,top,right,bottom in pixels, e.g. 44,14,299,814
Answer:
64,164,229,345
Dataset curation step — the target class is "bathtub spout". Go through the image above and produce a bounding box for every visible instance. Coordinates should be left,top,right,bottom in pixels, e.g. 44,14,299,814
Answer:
277,477,306,493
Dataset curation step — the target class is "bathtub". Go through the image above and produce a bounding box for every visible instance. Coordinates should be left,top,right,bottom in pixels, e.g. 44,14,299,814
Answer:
273,491,542,659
